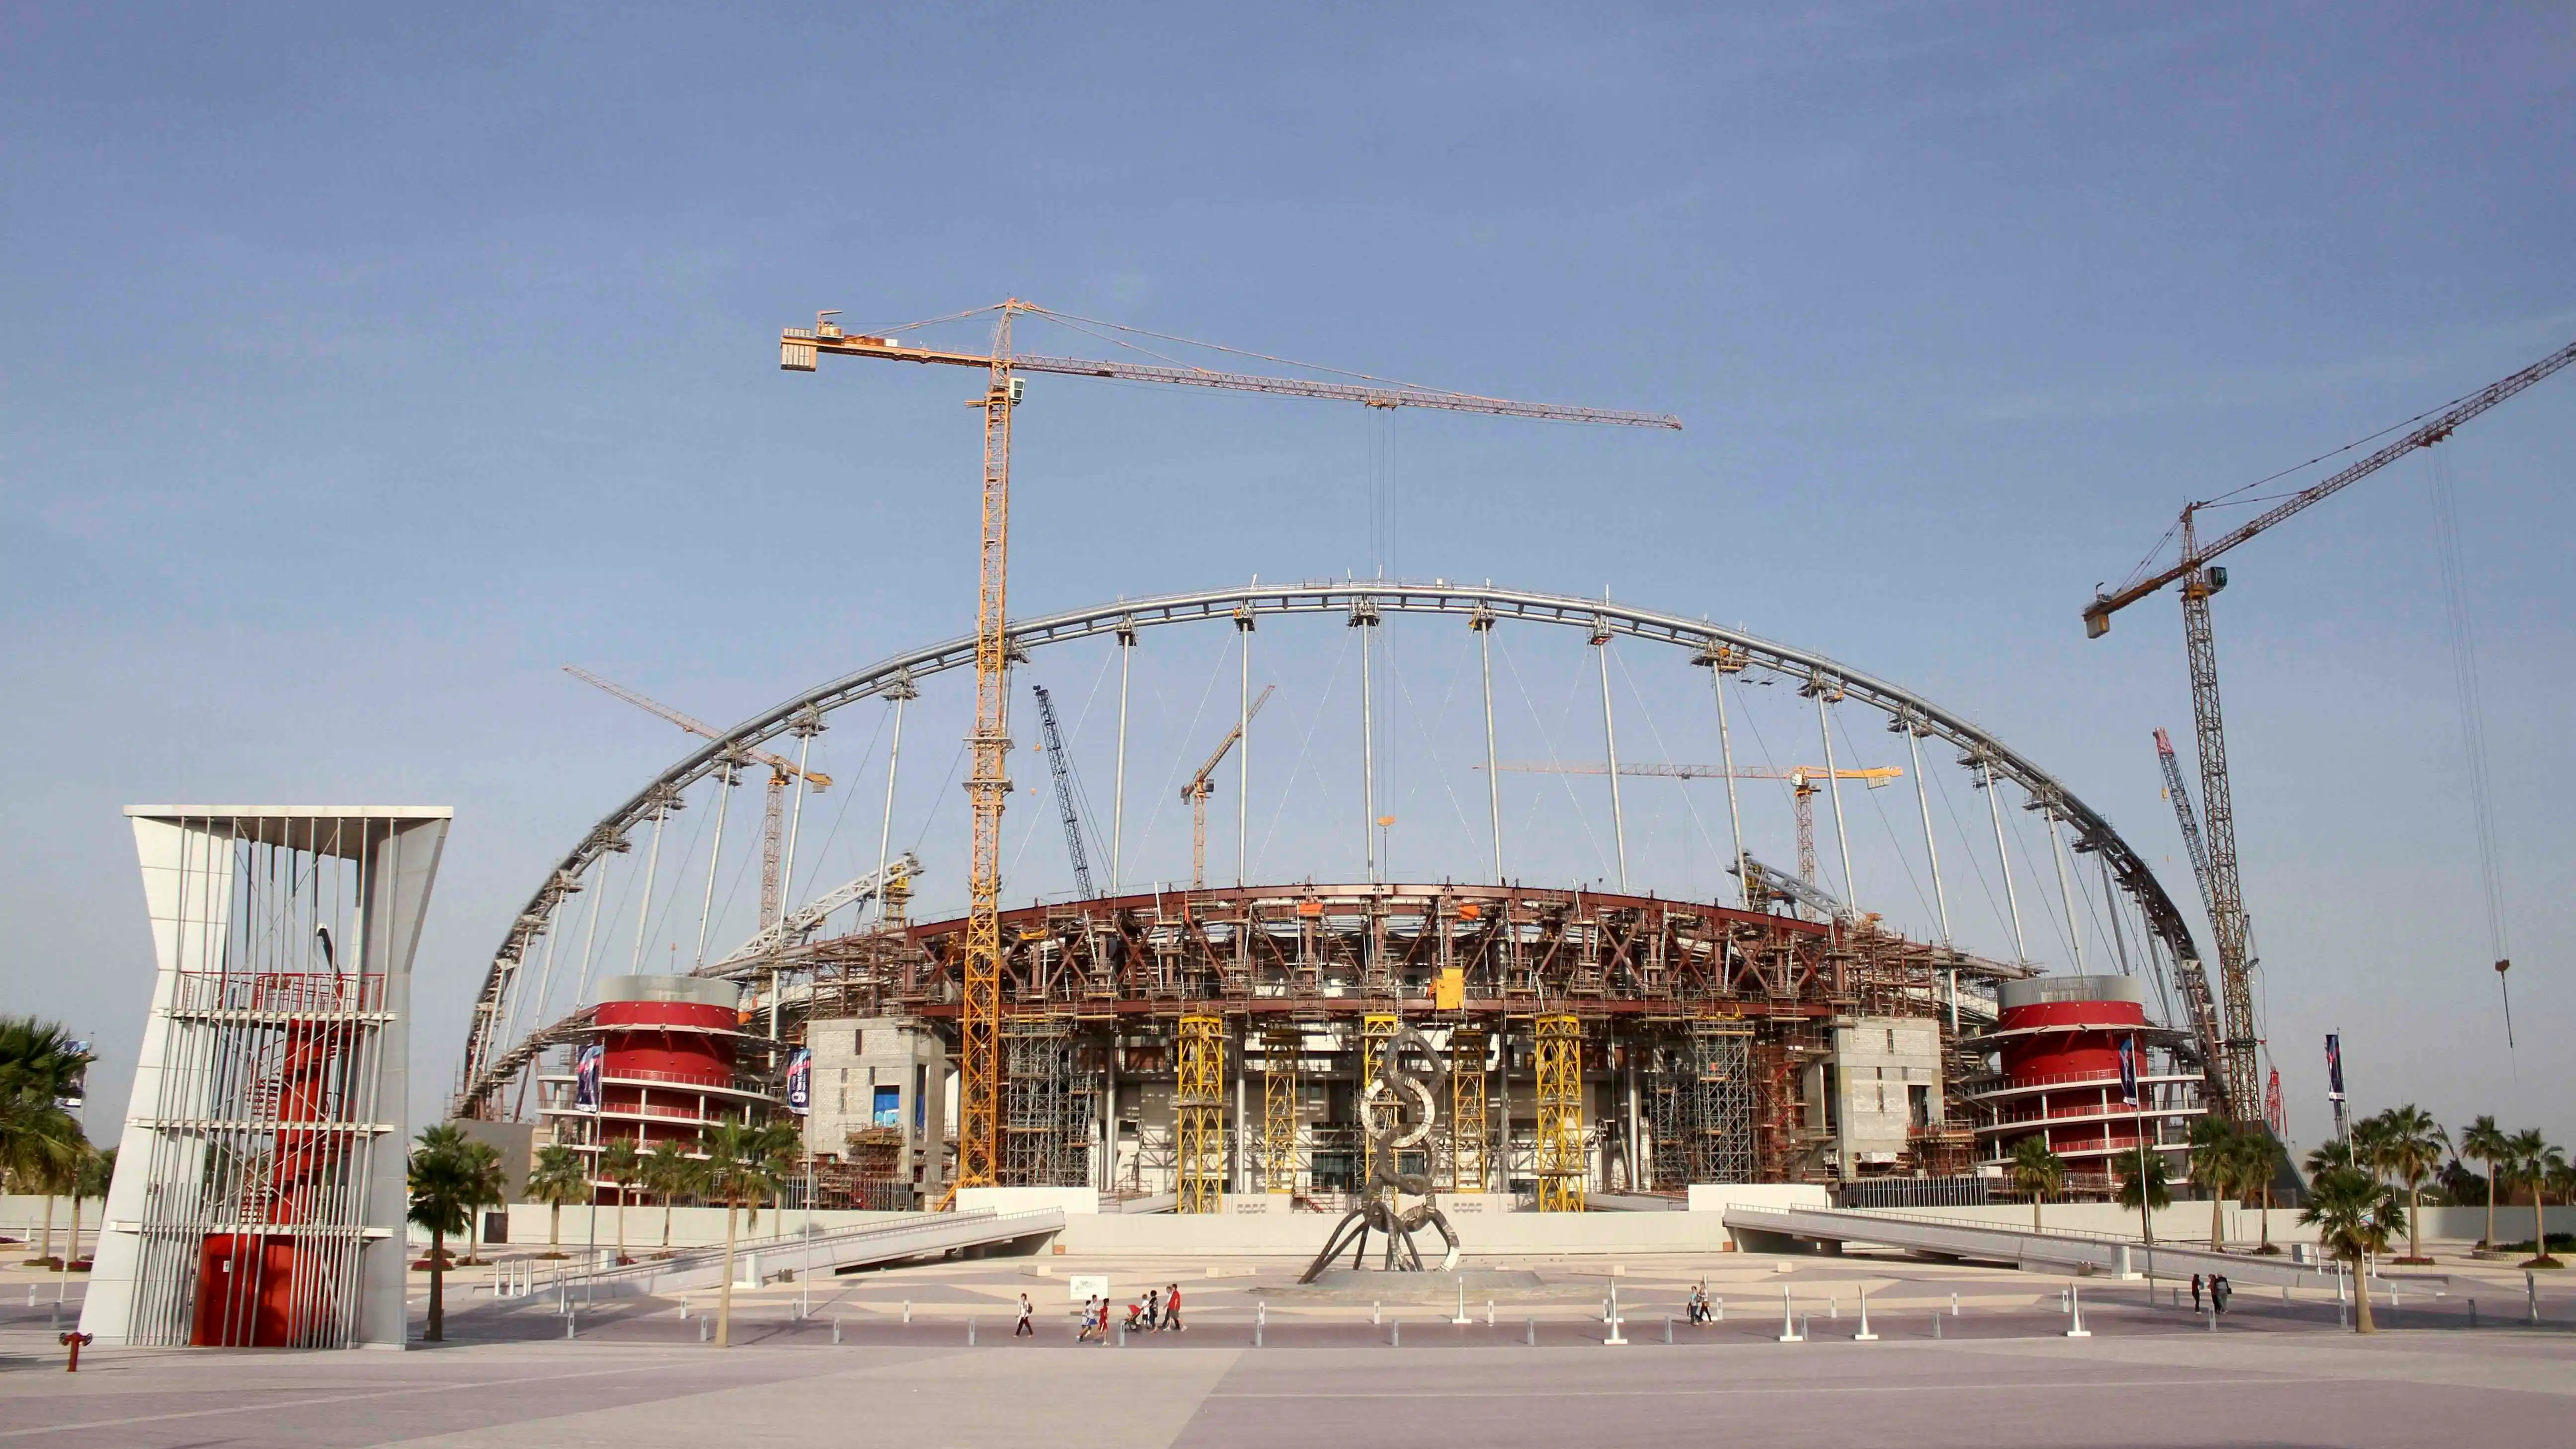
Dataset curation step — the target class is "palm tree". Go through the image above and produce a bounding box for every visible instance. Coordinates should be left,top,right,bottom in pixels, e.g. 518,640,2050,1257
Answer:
2459,1116,2512,1251
64,1146,112,1270
2233,1127,2282,1253
2350,1112,2395,1184
2117,1146,2173,1238
524,1144,590,1257
2189,1116,2241,1251
2305,1137,2359,1179
642,1138,700,1251
407,1125,505,1341
2302,1166,2402,1333
2009,1136,2065,1233
601,1136,641,1266
0,1017,91,1267
702,1119,792,1347
2504,1130,2567,1268
2373,1105,2447,1263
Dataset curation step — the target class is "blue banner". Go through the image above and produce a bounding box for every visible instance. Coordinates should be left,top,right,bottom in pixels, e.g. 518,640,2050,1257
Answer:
573,1043,603,1111
2118,1037,2139,1107
785,1046,812,1116
2325,1033,2344,1102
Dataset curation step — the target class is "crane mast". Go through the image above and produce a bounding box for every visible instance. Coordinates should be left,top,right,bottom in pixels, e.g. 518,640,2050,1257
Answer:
784,299,1676,1196
2084,337,2576,1124
1029,684,1096,898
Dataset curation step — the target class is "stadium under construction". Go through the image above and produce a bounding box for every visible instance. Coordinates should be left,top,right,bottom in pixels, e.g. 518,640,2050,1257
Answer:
450,580,2221,1215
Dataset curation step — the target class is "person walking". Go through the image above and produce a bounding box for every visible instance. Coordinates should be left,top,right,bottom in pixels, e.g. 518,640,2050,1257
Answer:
2211,1275,2232,1318
1016,1292,1035,1338
2190,1273,2204,1314
1077,1295,1100,1342
1165,1282,1184,1333
1143,1287,1160,1330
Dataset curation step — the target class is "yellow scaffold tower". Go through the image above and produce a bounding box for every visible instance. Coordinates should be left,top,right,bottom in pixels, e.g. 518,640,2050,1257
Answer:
1263,1023,1299,1195
1175,1015,1227,1213
1448,1026,1488,1193
1533,1014,1585,1212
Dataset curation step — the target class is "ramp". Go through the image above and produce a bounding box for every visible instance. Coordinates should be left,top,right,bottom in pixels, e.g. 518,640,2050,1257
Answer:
1721,1203,2396,1292
554,1208,1066,1300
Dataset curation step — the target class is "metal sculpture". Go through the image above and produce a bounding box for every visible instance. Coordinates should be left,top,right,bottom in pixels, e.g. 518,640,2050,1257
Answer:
1299,1022,1462,1281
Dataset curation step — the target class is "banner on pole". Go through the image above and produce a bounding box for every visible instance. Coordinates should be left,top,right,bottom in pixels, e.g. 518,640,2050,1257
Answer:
2325,1033,2345,1103
786,1046,812,1116
2118,1037,2139,1107
574,1042,603,1111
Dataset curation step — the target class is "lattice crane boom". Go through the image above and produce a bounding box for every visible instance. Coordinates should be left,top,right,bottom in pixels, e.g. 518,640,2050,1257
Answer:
1029,684,1096,899
783,297,1678,1199
2081,338,2575,1121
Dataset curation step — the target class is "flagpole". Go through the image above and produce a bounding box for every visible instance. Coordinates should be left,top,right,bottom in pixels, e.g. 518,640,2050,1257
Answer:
2126,1033,2154,1251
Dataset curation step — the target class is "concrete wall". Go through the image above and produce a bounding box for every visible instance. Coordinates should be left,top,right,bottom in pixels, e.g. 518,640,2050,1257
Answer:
1829,1018,1944,1174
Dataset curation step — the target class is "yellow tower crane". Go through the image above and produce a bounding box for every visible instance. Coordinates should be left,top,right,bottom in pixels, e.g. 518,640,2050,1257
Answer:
1184,683,1273,889
783,300,1679,1197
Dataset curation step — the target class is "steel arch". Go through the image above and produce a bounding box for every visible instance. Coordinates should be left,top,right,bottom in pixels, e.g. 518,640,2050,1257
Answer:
455,579,2213,1117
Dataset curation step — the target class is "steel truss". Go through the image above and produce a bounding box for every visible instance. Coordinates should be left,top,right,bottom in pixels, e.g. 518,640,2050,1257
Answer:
459,580,2205,1121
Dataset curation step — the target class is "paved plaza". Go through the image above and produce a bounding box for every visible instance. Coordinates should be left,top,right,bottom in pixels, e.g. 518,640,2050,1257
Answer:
6,1248,2571,1448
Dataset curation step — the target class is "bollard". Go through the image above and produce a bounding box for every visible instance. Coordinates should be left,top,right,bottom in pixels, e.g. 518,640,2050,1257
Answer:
1714,1295,1723,1323
1373,1300,1381,1326
2337,1296,2347,1330
968,1318,976,1346
1527,1317,1536,1346
903,1299,912,1325
679,1298,689,1319
1487,1300,1495,1328
59,1330,92,1371
2060,1287,2070,1314
700,1316,711,1342
1952,1291,1960,1317
1454,1279,1470,1326
1256,1303,1265,1349
2528,1272,2540,1326
1118,1322,1127,1348
1605,1285,1625,1346
2470,1299,2478,1328
51,1301,61,1332
1933,1313,1942,1340
1854,1286,1878,1342
1392,1319,1400,1348
1830,1293,1838,1321
27,1284,36,1307
565,1311,576,1340
2206,1302,2217,1333
2064,1285,2089,1339
1665,1317,1674,1344
1777,1287,1800,1343
833,1317,842,1344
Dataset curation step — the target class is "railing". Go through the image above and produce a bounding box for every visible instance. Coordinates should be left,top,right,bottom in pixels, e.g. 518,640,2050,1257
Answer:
601,1067,773,1095
1961,1067,2203,1096
174,971,386,1014
1978,1099,2202,1130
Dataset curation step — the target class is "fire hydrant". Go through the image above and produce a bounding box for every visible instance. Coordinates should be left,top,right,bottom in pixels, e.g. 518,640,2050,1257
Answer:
60,1330,94,1371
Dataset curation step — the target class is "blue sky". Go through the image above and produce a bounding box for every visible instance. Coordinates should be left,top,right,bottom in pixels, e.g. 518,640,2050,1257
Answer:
5,4,2571,1148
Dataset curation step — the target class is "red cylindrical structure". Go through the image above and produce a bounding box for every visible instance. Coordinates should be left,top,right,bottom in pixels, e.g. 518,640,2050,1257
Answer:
546,976,768,1199
1968,975,2200,1192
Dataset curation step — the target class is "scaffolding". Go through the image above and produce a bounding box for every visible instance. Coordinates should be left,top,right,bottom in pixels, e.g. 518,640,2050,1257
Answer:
1646,1022,1754,1188
1447,1026,1488,1192
1262,1023,1299,1195
1003,1016,1091,1187
1533,1014,1585,1212
1174,1015,1226,1212
1360,1014,1398,1190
